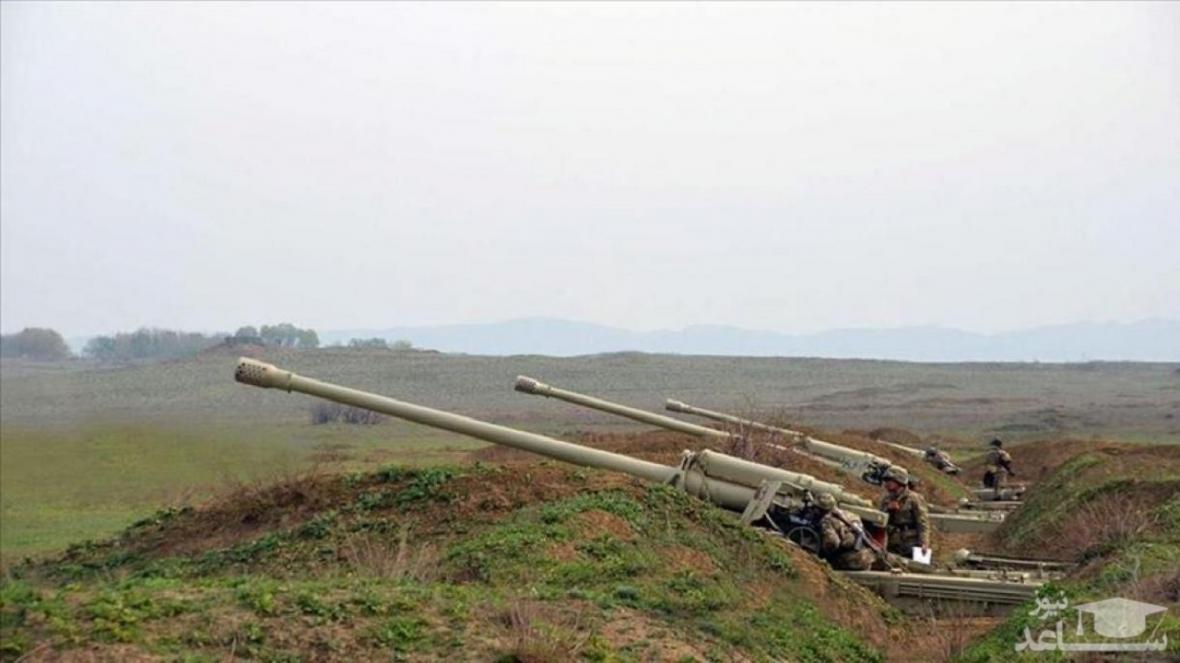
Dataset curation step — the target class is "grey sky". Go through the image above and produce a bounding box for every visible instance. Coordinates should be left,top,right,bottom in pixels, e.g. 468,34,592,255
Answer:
2,2,1177,337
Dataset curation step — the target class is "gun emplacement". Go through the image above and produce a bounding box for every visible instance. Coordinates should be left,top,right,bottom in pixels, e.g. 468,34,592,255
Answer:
236,358,881,524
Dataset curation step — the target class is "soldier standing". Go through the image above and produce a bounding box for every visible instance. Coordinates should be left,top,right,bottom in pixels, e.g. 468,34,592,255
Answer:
813,493,875,571
878,465,930,558
982,438,1016,496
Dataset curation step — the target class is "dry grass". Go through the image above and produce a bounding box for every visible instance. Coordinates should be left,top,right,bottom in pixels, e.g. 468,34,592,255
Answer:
1058,493,1161,556
337,525,440,582
500,600,592,662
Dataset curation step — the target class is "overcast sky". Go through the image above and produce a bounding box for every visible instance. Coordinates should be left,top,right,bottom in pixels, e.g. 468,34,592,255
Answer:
2,2,1177,337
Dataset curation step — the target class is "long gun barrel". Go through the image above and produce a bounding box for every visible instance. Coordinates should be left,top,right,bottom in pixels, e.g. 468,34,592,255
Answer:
235,359,881,524
514,376,870,506
873,438,926,458
515,376,728,440
666,399,901,485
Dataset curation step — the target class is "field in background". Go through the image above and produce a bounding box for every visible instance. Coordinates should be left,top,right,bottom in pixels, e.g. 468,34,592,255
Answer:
4,346,1178,437
2,346,1177,560
0,422,484,561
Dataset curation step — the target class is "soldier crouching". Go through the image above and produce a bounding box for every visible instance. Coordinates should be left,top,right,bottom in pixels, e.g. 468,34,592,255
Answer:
814,493,875,571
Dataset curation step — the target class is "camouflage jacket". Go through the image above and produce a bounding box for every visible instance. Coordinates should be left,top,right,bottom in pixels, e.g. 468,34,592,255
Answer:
818,509,861,555
878,489,930,549
985,448,1014,474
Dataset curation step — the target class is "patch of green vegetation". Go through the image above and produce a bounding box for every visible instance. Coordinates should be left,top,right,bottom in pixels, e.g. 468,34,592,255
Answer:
366,615,426,652
996,453,1101,549
959,458,1180,661
3,477,881,660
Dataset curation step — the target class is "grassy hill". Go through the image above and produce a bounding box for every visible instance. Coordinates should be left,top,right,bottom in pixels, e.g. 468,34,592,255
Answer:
961,440,1180,660
4,431,1177,661
0,462,895,661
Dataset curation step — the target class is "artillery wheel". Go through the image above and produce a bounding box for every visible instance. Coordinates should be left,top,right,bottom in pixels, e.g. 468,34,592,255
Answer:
786,526,821,554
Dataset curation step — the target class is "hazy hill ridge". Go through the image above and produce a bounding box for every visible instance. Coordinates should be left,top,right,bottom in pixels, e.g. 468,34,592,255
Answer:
323,318,1179,362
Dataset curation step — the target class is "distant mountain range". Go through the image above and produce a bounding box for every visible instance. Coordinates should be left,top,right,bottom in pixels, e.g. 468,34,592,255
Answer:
321,318,1180,362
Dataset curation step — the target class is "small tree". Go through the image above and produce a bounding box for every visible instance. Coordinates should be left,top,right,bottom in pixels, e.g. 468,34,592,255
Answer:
234,325,260,339
0,327,72,360
260,323,319,348
83,335,117,359
391,339,413,351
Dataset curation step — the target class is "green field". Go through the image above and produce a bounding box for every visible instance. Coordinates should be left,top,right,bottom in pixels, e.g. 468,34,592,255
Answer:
2,347,1177,562
0,422,484,562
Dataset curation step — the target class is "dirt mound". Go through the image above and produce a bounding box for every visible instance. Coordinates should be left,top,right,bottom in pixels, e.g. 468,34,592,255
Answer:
958,441,1180,660
959,437,1179,483
991,440,1180,559
7,457,904,661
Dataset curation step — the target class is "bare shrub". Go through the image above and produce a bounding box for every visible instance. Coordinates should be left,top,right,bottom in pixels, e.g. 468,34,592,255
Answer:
338,525,439,582
1054,492,1161,557
1125,570,1180,605
920,601,992,661
310,402,385,425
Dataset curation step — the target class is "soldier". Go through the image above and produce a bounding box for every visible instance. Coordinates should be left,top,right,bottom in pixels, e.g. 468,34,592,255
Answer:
924,446,961,475
982,438,1015,496
813,493,875,571
878,465,931,558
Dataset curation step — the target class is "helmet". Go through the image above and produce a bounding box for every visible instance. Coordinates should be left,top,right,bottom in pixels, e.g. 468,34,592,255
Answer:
925,447,938,456
815,493,838,510
882,465,909,485
990,438,1003,448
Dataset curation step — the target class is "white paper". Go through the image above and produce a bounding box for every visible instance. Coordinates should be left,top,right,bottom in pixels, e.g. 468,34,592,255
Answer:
911,547,932,564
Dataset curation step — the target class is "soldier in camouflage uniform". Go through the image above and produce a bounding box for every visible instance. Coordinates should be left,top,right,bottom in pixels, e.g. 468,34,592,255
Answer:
877,465,931,557
924,446,961,475
982,438,1015,495
813,493,875,571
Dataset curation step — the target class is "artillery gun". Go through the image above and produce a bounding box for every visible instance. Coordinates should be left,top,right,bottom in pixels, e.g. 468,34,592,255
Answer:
234,358,1041,615
869,436,964,475
974,486,1026,501
874,438,927,458
664,398,897,485
952,549,1075,579
515,378,894,484
517,379,1004,533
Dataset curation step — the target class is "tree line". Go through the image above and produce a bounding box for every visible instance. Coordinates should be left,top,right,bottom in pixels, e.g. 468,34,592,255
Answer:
1,322,326,361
